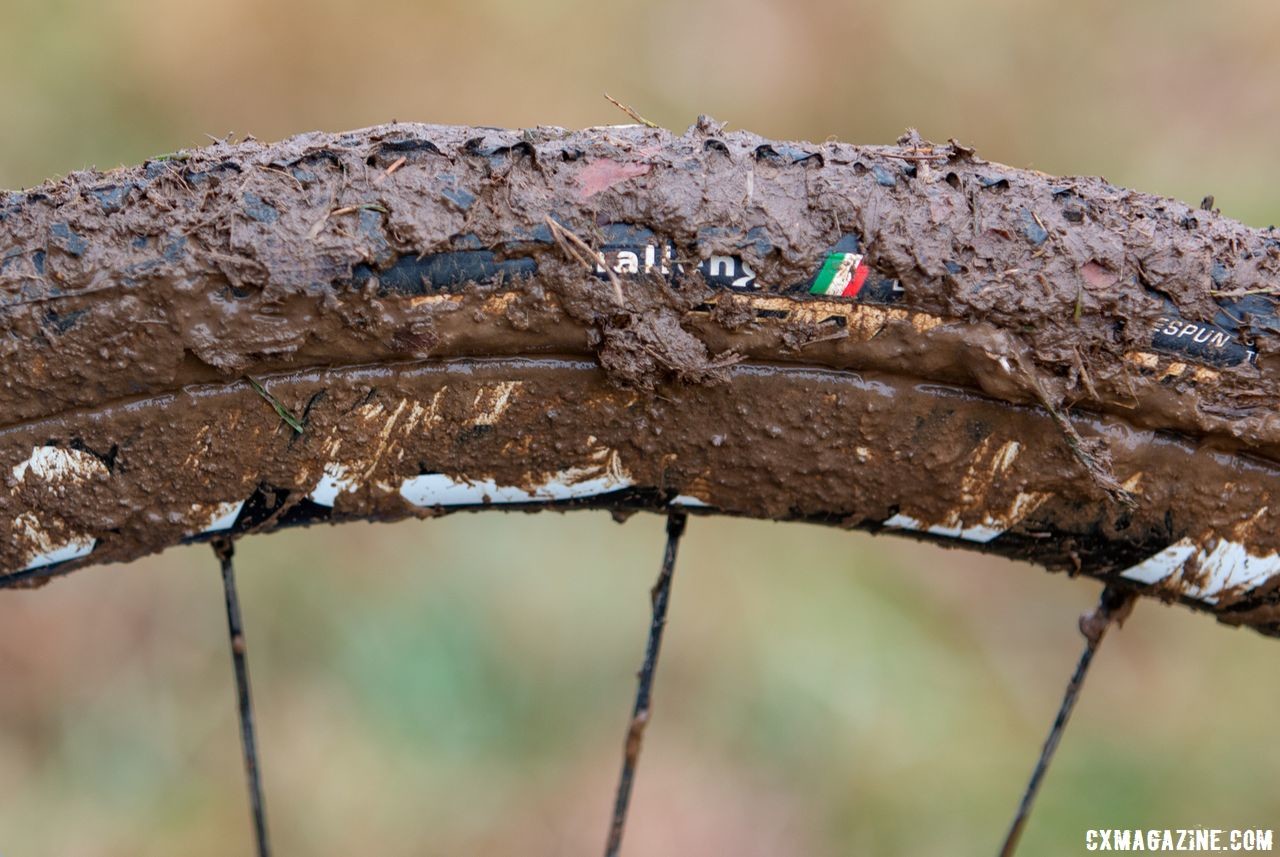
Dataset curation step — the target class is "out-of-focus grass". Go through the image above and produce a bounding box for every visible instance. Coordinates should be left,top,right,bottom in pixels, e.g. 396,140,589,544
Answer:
3,1,1280,854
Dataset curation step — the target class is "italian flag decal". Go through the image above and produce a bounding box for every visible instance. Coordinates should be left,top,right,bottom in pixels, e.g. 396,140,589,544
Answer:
809,252,870,298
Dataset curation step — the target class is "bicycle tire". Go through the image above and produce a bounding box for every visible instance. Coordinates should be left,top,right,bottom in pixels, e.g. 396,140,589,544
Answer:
3,120,1279,633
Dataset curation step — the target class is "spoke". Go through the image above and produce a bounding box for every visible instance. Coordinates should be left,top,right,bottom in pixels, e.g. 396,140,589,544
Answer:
998,586,1136,857
212,538,272,857
603,512,688,857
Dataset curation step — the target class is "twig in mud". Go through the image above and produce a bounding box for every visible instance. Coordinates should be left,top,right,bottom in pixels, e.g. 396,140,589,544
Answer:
1032,211,1049,237
373,156,407,186
308,203,388,239
261,165,304,190
603,93,659,129
331,203,388,216
307,211,332,240
245,376,305,434
636,341,742,375
544,216,624,305
1040,395,1135,508
1071,347,1100,401
880,150,950,161
798,328,850,349
994,347,1134,507
1035,272,1054,298
1215,304,1246,327
1211,287,1279,298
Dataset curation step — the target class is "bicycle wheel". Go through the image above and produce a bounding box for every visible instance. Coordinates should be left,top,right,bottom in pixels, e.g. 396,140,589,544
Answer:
3,121,1276,632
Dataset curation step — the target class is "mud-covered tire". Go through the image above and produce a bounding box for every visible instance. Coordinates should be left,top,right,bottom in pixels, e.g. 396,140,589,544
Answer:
3,121,1279,634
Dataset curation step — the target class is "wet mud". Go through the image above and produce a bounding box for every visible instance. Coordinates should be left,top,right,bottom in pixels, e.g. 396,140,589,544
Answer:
3,120,1280,631
1,358,1278,627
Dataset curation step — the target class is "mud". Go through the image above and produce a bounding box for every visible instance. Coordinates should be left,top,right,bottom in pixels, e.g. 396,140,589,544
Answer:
2,357,1279,629
2,121,1278,437
3,120,1280,630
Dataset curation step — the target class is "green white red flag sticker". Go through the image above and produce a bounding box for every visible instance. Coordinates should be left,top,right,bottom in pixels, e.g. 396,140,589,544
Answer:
809,252,870,298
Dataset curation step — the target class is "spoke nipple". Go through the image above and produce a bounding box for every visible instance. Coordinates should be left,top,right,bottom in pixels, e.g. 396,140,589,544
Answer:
212,536,235,564
1078,609,1107,646
1078,586,1137,646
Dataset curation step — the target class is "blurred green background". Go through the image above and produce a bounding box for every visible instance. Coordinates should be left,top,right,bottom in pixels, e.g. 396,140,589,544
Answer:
3,1,1280,854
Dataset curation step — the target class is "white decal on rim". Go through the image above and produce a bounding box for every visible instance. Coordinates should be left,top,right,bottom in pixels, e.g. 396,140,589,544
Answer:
399,450,633,508
188,500,246,536
1186,542,1280,603
883,491,1048,544
1122,538,1280,604
399,470,634,507
12,445,108,484
1119,540,1197,585
883,513,1005,544
14,512,96,572
10,447,109,571
308,463,357,507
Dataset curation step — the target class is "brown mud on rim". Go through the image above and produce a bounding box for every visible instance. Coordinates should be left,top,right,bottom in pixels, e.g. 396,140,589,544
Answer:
3,356,1280,636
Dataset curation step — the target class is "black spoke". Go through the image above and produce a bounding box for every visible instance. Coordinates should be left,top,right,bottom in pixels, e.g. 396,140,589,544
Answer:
212,538,272,857
603,512,688,857
999,586,1135,857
